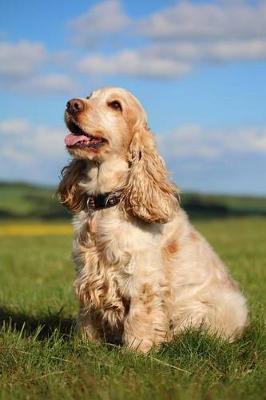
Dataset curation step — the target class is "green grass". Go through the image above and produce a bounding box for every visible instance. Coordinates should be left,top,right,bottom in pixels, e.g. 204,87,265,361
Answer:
0,218,265,399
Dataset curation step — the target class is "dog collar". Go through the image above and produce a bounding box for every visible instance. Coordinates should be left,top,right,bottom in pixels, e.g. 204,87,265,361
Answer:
86,191,122,212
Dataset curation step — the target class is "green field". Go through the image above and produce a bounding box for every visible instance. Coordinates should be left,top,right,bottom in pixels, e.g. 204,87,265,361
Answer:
0,218,265,399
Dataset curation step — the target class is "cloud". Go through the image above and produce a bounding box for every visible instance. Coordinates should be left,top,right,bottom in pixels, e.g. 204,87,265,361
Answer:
24,73,78,94
69,0,129,47
0,118,69,183
77,36,266,79
147,38,266,63
159,123,266,160
0,119,31,135
0,118,66,164
74,0,266,79
78,49,192,78
157,121,266,194
137,1,266,40
0,71,78,95
1,147,33,164
0,40,78,95
3,3,266,84
0,41,47,78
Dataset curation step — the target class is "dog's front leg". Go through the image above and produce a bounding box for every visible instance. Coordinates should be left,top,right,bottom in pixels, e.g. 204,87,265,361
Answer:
123,255,168,352
74,250,105,343
123,284,168,352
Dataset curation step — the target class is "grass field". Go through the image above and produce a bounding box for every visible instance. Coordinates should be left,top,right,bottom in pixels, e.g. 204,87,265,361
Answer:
0,217,265,399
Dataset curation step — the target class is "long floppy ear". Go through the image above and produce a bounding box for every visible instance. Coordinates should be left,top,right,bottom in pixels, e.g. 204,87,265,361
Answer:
123,128,179,223
57,159,87,213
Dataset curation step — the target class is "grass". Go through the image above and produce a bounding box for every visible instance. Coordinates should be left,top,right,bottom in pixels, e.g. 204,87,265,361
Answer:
0,218,265,399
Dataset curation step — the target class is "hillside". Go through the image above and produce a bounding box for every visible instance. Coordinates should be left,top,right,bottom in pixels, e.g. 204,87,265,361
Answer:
0,181,266,220
0,181,68,220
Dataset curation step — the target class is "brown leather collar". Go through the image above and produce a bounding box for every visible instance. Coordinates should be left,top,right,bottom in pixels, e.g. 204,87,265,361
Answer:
86,191,123,212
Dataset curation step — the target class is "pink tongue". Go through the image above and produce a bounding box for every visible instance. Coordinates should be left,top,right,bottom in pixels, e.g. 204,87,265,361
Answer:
64,134,90,146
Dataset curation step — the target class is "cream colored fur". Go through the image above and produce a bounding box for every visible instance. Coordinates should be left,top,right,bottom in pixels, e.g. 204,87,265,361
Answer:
58,87,248,352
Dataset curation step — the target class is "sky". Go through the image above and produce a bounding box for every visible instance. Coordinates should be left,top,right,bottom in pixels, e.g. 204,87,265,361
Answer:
0,0,265,194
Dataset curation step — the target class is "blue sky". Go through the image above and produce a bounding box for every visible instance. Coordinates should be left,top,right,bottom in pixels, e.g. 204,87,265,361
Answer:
0,0,265,194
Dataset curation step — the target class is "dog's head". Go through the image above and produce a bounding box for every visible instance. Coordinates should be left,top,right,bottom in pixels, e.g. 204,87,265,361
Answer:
64,87,147,162
60,87,178,223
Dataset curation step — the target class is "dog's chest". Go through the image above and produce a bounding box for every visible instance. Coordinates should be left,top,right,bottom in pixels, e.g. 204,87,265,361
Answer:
78,208,158,253
74,209,162,291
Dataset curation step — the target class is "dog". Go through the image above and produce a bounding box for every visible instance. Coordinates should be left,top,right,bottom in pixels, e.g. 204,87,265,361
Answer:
58,87,248,352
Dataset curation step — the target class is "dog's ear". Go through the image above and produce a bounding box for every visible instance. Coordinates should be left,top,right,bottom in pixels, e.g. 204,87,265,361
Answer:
122,127,179,223
57,159,87,213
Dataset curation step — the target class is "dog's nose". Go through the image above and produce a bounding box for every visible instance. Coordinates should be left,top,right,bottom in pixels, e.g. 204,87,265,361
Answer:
66,99,84,114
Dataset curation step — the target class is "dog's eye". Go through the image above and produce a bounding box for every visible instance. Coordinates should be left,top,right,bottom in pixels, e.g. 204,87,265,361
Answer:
108,100,122,112
86,94,91,100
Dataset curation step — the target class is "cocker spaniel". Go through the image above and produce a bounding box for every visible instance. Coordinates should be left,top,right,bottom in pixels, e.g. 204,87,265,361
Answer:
58,87,248,352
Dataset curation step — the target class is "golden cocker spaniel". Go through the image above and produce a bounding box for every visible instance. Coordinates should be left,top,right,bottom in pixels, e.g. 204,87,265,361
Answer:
58,87,248,352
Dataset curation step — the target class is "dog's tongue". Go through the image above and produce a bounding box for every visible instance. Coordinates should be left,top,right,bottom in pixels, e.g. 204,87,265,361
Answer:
65,134,89,146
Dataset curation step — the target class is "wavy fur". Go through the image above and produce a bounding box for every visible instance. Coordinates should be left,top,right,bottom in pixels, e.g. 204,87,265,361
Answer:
58,159,88,213
123,128,179,223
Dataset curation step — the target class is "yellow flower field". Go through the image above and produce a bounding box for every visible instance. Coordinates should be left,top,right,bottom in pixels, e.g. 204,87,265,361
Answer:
0,223,72,236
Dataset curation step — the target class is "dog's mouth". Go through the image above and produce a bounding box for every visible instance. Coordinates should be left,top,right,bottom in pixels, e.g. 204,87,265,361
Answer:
65,120,108,149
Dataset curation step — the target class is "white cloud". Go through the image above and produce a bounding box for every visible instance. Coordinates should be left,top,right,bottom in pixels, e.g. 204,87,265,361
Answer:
69,0,129,47
77,36,266,79
0,119,31,135
0,118,66,165
148,38,266,63
0,41,78,94
2,3,266,84
0,41,47,78
78,49,192,78
73,1,266,79
25,73,78,94
2,72,78,95
137,1,266,40
0,118,69,183
159,124,266,159
1,147,33,164
206,39,266,61
86,37,266,80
